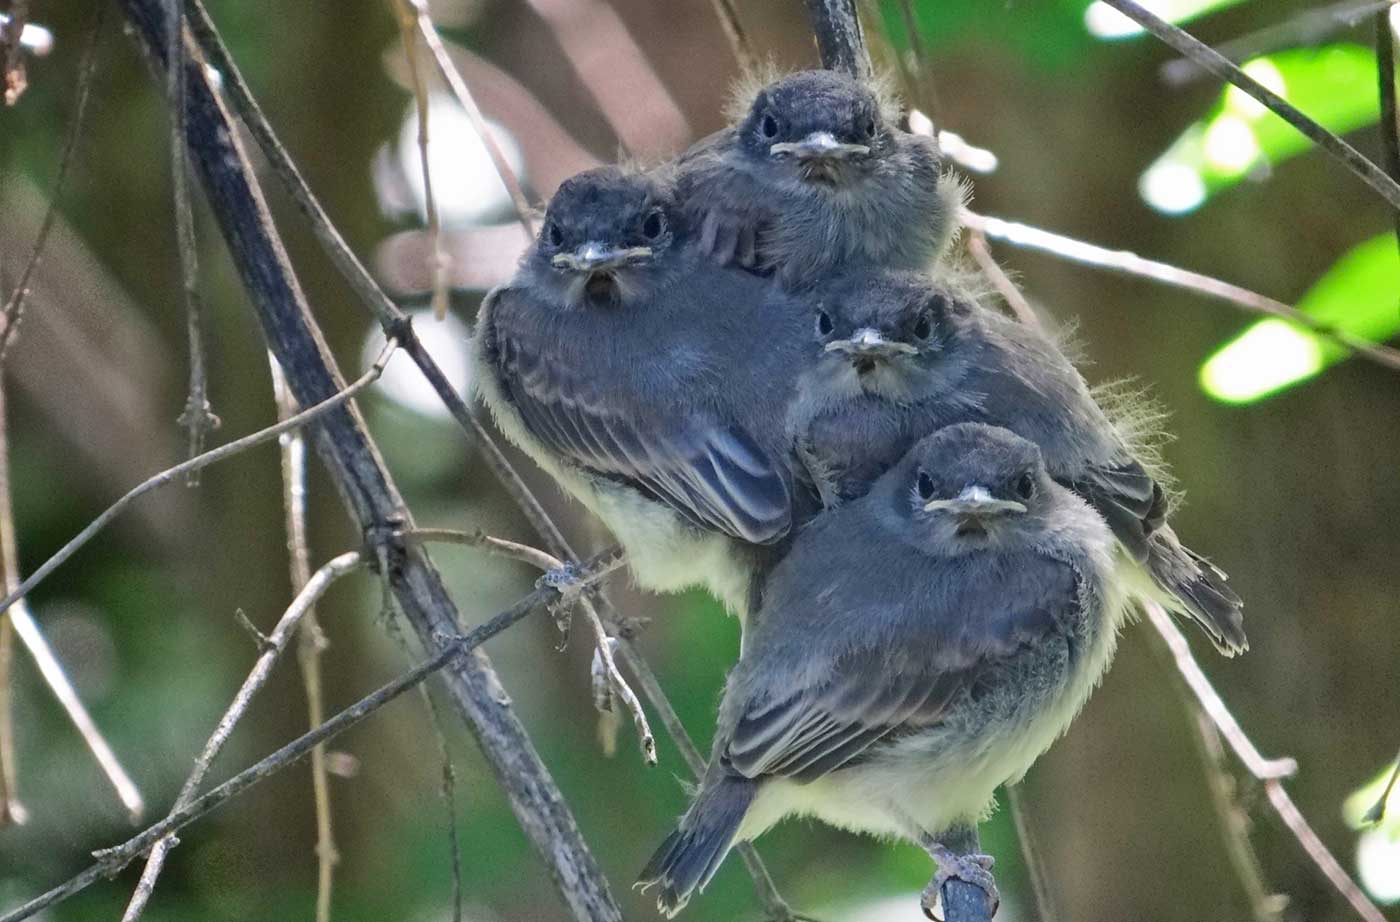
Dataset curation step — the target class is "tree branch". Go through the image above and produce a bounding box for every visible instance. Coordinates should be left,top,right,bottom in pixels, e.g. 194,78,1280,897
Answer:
803,0,873,80
116,5,623,917
1377,5,1400,254
1098,0,1400,213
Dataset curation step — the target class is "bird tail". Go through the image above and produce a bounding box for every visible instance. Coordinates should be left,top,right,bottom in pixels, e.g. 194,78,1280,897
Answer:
1143,527,1247,656
637,775,756,917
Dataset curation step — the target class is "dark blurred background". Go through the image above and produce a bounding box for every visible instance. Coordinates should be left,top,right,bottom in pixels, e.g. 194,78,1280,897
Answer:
1,1,1398,920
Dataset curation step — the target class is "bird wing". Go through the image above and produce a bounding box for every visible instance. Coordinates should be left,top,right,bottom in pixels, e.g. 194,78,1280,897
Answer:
724,560,1078,783
1063,459,1165,562
491,305,792,544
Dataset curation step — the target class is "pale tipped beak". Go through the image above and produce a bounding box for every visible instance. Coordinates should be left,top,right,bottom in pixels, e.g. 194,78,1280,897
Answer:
551,242,652,272
824,328,919,358
770,131,870,160
923,485,1027,517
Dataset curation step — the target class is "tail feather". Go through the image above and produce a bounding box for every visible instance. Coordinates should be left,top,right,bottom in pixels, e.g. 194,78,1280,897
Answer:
637,775,756,917
1146,528,1246,656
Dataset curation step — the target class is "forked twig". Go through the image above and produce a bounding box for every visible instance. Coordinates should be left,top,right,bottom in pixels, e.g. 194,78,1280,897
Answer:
120,552,366,922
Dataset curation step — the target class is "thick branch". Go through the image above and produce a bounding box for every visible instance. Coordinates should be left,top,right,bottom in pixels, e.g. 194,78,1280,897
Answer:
803,0,873,80
116,4,622,918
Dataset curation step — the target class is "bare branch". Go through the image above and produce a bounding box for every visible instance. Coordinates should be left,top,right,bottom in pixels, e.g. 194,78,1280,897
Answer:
164,0,219,467
0,549,619,922
120,551,365,921
804,0,873,80
0,343,395,624
962,209,1400,373
0,7,104,363
269,356,338,922
1004,785,1058,922
707,0,756,73
391,0,452,321
407,0,536,238
1263,779,1387,922
0,375,143,825
1098,0,1400,212
964,229,1037,326
1377,5,1400,255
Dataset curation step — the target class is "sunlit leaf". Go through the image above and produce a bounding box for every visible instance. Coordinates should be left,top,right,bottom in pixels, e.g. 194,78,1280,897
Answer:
1141,46,1380,214
1345,763,1400,904
879,0,1095,72
1199,235,1400,404
1084,0,1247,39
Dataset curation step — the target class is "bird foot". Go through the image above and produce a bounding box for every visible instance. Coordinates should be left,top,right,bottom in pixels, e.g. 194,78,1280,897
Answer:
920,844,998,921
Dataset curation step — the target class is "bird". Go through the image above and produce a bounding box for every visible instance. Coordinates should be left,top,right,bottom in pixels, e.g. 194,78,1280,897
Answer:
471,165,816,619
787,268,1247,654
638,423,1129,918
675,68,965,289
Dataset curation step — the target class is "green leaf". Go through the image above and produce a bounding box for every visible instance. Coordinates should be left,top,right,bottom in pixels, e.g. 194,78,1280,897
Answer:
1141,45,1381,213
1199,235,1400,404
1084,0,1249,39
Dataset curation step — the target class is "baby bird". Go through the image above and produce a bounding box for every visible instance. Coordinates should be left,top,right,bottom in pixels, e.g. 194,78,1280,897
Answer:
676,69,964,288
472,166,813,618
789,269,1246,654
638,424,1128,918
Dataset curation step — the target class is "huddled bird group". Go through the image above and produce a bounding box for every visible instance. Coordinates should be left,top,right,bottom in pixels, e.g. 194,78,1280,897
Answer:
471,68,1246,919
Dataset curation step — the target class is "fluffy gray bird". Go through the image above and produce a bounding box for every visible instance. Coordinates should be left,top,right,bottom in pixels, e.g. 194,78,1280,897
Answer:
472,166,814,617
676,69,964,288
788,269,1246,654
638,423,1128,917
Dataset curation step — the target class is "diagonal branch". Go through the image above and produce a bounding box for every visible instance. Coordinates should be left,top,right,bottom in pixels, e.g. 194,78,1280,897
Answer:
1377,6,1400,254
116,4,622,917
1098,0,1400,213
0,546,622,922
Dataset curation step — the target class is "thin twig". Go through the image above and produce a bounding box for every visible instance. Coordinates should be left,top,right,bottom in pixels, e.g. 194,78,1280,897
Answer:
0,341,395,623
706,0,756,73
182,7,799,913
410,530,656,765
269,355,338,922
0,6,104,363
1004,784,1057,922
965,229,1037,326
962,209,1400,373
165,0,219,467
1142,602,1386,922
120,551,365,922
0,374,144,824
1191,716,1288,922
1161,0,1395,87
391,0,451,321
418,687,464,922
0,552,622,922
894,0,941,118
1098,0,1400,213
408,0,536,238
1377,6,1400,255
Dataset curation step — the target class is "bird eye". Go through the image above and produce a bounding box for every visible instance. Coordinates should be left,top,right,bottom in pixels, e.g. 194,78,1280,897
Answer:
545,221,563,248
1015,473,1036,501
761,114,780,139
912,312,933,340
917,471,935,501
642,209,666,240
862,116,877,139
816,311,834,338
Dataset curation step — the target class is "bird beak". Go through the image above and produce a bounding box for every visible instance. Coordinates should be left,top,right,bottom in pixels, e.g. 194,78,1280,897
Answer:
923,485,1027,517
824,328,919,359
551,242,652,273
770,131,870,161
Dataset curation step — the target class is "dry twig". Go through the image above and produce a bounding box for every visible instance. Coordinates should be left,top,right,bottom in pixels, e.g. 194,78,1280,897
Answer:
269,356,338,922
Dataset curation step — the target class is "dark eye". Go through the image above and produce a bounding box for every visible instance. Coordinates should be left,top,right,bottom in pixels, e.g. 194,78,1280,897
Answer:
1015,473,1036,501
546,221,563,247
761,114,779,139
917,471,935,501
642,210,666,240
816,311,834,337
862,116,877,139
912,312,933,340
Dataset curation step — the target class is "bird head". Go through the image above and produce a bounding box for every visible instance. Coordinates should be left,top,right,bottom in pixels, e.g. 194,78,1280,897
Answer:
534,166,678,307
740,71,894,187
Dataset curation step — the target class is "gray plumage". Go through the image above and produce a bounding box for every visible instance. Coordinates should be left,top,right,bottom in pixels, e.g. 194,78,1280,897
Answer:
788,269,1247,654
638,424,1128,916
676,69,964,288
471,166,815,617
